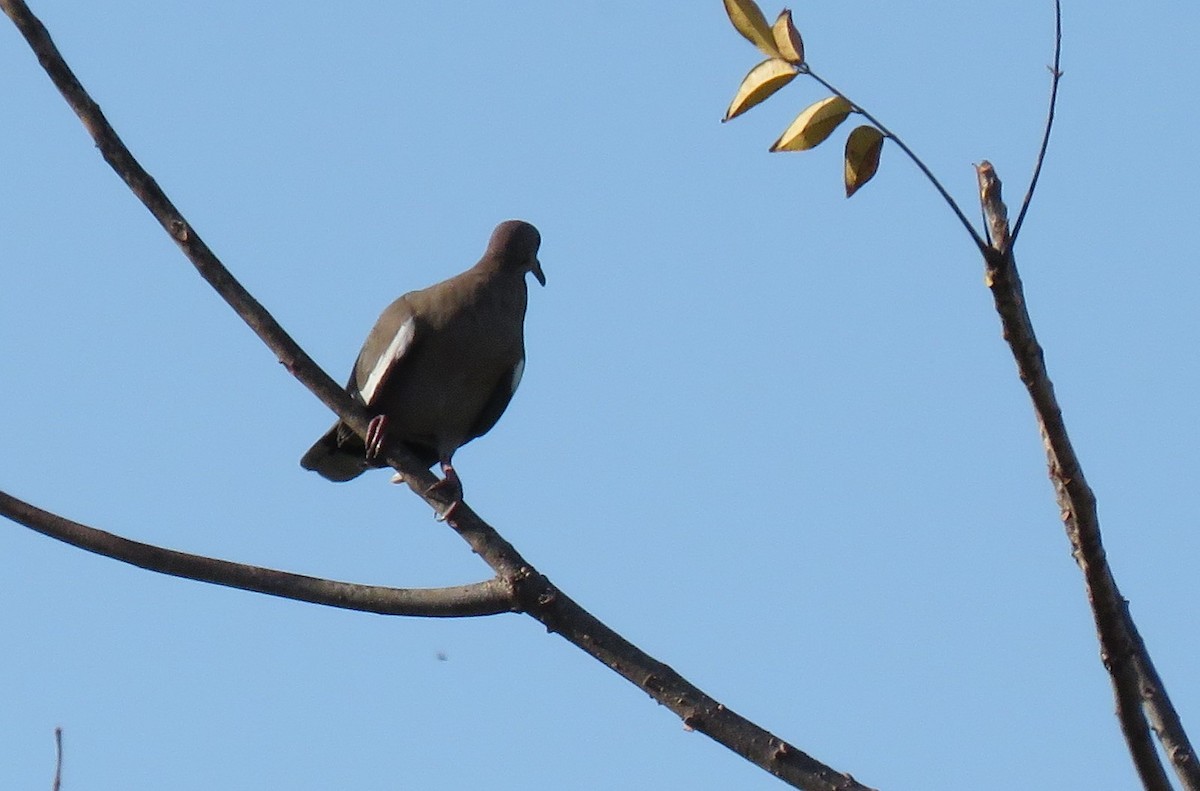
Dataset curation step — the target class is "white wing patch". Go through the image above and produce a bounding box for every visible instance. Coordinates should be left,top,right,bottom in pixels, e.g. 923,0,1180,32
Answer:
510,356,525,395
361,317,415,405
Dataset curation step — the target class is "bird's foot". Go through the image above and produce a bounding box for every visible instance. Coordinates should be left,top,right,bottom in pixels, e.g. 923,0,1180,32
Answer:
426,462,463,522
364,415,388,459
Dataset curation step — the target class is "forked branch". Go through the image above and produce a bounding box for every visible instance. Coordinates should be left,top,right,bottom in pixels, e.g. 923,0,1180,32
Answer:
976,163,1197,791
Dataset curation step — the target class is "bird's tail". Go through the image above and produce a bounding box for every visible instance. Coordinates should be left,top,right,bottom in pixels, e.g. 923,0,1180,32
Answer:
300,423,369,482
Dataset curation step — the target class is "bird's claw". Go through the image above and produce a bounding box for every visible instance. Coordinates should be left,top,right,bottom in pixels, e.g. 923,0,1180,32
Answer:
433,501,460,523
426,462,463,522
364,415,388,459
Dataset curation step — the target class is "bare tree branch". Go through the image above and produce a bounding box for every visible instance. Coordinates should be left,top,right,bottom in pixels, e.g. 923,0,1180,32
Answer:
52,727,62,791
1,2,874,788
1134,616,1200,791
0,490,516,617
0,0,418,486
1010,0,1063,247
976,162,1196,791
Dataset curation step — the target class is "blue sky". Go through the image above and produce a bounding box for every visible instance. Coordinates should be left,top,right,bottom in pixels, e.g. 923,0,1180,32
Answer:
3,2,1198,789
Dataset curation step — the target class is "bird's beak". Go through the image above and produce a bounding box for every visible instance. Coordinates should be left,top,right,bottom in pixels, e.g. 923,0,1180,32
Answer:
532,257,546,286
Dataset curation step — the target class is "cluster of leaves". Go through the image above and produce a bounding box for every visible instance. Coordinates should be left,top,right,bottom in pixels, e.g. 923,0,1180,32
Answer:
721,0,884,197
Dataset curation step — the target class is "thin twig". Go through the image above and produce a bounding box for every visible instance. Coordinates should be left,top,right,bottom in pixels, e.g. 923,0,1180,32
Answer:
52,727,62,791
1,2,874,788
976,163,1184,791
0,490,516,617
802,66,989,255
1009,0,1063,247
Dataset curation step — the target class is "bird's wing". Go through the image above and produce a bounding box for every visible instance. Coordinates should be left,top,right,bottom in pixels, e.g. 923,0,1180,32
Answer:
465,356,525,444
353,297,419,407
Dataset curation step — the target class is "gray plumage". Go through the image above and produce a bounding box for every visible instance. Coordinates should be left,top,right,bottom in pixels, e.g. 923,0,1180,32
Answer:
301,220,545,483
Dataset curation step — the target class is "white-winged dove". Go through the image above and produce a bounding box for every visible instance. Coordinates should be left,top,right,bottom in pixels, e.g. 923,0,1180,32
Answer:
301,220,545,515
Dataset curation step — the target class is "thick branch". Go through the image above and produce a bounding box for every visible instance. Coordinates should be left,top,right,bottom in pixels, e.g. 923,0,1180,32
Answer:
0,490,515,617
976,162,1196,791
2,2,874,788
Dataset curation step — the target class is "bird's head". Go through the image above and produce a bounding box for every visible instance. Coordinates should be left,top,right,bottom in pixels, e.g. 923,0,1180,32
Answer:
489,220,546,286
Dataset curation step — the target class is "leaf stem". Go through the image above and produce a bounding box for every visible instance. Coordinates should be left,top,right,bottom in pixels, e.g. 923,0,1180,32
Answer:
802,65,988,254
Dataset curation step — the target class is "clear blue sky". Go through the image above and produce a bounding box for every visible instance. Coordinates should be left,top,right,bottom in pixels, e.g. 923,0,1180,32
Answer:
3,2,1198,789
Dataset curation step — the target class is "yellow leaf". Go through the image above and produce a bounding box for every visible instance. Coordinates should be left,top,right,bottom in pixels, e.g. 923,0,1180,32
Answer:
722,0,781,59
723,58,799,122
844,125,885,197
771,9,805,64
770,96,854,152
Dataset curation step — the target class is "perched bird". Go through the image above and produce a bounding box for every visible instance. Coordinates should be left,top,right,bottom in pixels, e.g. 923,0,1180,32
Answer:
301,220,545,516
